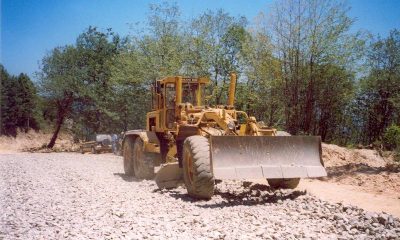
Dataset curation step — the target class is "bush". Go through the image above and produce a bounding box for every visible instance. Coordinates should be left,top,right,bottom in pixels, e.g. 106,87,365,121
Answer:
395,153,400,162
383,125,400,162
383,125,400,150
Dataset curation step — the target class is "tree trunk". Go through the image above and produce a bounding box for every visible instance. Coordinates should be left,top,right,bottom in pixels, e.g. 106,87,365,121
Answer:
47,115,64,148
47,94,73,148
304,58,315,134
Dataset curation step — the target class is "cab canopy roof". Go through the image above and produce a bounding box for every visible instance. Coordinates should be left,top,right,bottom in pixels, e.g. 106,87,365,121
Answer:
157,76,210,84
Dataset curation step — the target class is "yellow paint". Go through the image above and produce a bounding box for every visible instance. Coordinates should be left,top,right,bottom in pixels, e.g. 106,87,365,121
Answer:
175,76,182,105
228,73,237,106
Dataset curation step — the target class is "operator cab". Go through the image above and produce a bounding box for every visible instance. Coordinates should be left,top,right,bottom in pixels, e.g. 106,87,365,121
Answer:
150,77,209,130
181,79,206,106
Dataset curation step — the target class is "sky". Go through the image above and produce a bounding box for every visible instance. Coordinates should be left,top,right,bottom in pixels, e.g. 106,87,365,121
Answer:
1,0,400,79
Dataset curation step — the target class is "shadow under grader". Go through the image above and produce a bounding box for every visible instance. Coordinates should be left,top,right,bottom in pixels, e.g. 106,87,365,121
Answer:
113,173,141,182
164,181,307,208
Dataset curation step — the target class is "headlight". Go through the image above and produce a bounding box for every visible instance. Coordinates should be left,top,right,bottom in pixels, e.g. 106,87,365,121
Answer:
227,121,236,130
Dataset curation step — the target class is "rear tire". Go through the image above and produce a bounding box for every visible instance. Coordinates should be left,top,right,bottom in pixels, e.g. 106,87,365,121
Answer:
267,178,300,189
183,136,214,199
123,138,135,176
132,138,155,180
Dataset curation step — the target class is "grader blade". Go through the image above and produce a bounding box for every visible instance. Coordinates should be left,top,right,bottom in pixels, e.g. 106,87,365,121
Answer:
155,162,184,189
210,136,326,179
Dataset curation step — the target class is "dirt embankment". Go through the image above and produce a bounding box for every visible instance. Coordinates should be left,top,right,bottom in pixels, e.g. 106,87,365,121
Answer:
0,130,79,153
321,143,400,198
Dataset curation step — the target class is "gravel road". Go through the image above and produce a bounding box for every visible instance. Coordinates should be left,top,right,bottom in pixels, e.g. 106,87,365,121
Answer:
1,153,399,239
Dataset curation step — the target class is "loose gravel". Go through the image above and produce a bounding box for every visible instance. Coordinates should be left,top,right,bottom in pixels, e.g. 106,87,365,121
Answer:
1,153,399,239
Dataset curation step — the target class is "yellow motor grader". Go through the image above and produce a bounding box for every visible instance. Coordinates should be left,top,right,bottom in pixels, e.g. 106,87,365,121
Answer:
122,74,326,199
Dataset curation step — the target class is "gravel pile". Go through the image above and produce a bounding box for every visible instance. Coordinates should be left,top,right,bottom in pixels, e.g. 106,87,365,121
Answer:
1,153,399,239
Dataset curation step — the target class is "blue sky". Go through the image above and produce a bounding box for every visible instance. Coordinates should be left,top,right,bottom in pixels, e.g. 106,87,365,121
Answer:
1,0,399,78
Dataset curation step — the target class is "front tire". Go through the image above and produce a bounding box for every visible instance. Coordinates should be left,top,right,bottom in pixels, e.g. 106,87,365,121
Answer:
123,138,135,176
268,131,300,189
182,136,215,199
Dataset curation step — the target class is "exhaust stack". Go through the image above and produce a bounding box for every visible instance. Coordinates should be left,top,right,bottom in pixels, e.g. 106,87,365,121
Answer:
227,73,237,106
175,76,182,105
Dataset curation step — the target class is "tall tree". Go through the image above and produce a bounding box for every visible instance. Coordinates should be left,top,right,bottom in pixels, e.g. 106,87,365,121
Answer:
239,14,282,125
0,65,18,136
38,46,80,148
110,50,150,131
74,26,123,136
186,10,248,104
357,29,400,143
16,73,38,131
1,65,39,136
267,0,363,138
133,2,183,80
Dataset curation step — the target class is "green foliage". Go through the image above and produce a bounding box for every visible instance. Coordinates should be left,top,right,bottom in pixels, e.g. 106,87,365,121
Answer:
109,51,150,131
247,0,364,142
33,1,399,149
355,30,400,144
185,9,249,104
136,2,184,78
1,65,39,136
383,125,400,151
74,27,125,136
38,27,127,144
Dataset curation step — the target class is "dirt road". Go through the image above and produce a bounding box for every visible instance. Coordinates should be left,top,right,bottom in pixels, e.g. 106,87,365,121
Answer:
1,153,399,239
300,179,400,217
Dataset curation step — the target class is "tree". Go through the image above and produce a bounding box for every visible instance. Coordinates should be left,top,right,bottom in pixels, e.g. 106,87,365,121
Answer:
73,26,124,137
38,46,80,148
357,30,400,143
0,66,18,136
186,10,248,104
239,14,282,125
266,0,363,139
34,2,397,148
132,2,184,80
38,27,125,147
16,73,39,131
1,65,39,136
314,64,354,142
110,50,150,131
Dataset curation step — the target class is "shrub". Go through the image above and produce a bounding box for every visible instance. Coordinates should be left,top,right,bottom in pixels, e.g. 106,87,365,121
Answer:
383,125,400,150
383,125,400,162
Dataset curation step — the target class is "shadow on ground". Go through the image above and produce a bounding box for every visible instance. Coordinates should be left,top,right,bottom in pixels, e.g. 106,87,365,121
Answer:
164,181,306,208
113,173,141,182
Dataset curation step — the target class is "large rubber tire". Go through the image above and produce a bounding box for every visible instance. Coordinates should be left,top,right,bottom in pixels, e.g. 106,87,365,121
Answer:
182,136,215,199
267,178,300,189
132,138,155,180
123,138,135,176
269,131,300,189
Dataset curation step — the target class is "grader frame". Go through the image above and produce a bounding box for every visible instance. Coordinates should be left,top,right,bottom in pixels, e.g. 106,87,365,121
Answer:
122,74,326,199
